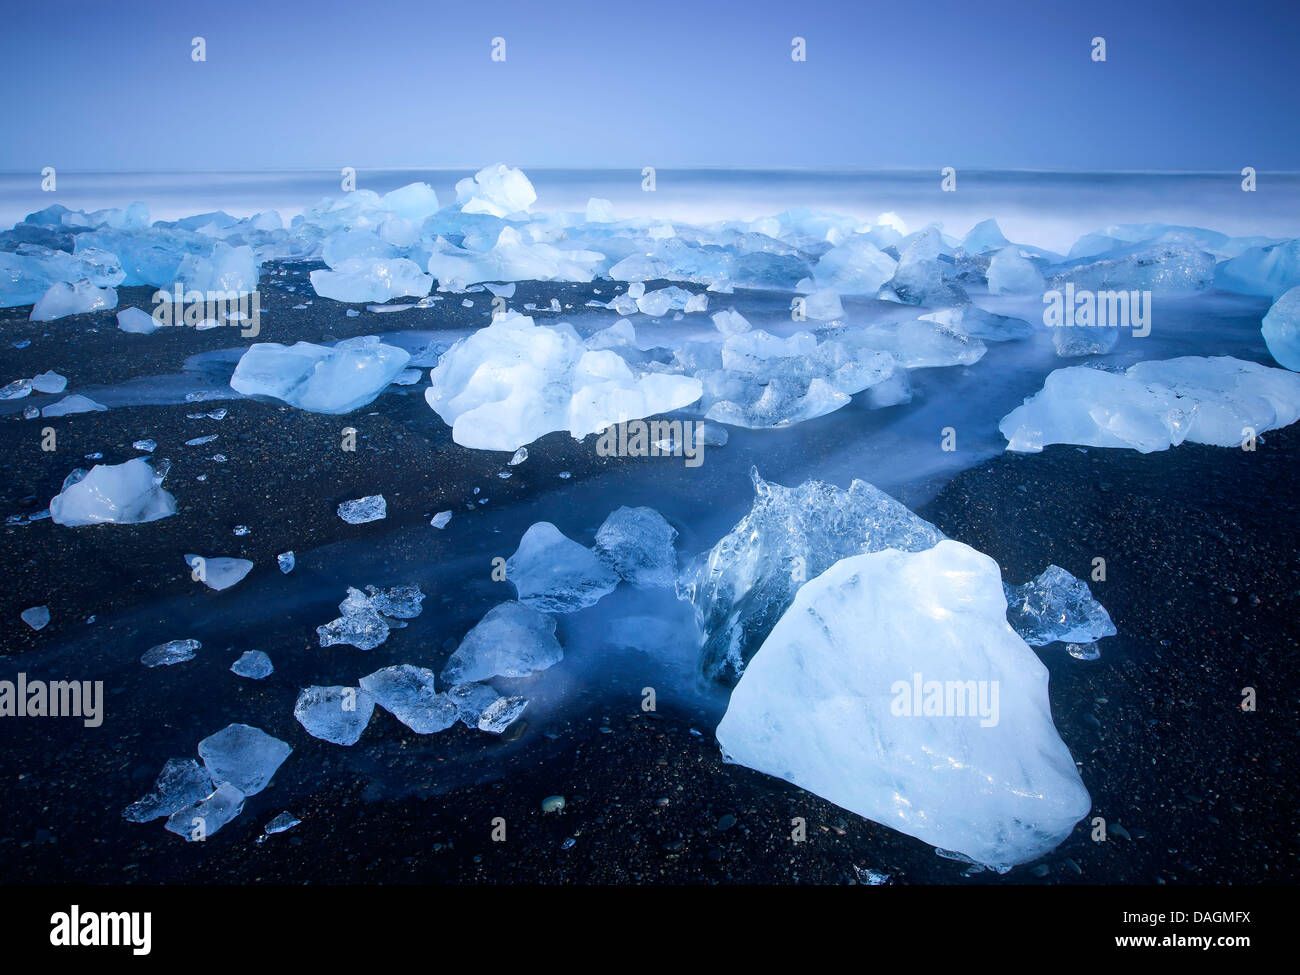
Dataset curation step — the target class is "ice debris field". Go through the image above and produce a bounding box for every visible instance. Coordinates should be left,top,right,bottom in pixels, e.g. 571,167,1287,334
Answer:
4,163,1300,872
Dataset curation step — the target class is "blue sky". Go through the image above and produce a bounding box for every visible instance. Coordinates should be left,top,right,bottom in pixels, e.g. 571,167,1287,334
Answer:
3,0,1297,172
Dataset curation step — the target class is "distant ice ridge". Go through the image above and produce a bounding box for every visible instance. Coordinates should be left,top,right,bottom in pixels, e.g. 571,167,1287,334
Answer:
1000,356,1300,453
716,540,1091,872
679,469,945,685
230,336,410,414
425,312,702,451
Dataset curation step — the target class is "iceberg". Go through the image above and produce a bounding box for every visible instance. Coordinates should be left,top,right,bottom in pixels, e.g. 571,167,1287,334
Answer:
1000,356,1300,453
231,337,410,414
681,469,945,684
49,458,177,526
506,522,619,613
441,601,563,683
716,540,1092,872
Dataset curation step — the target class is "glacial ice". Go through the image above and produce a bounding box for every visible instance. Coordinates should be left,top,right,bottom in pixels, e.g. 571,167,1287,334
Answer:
184,554,254,591
30,280,117,321
506,522,620,613
310,256,432,304
337,495,387,523
477,696,529,734
717,540,1091,871
1005,565,1117,646
42,394,107,417
197,723,292,795
442,601,563,683
360,664,459,734
425,312,701,451
141,638,200,667
49,458,176,526
31,371,67,393
1000,356,1300,453
807,235,898,295
681,469,945,684
123,758,214,822
986,247,1045,295
1216,239,1300,299
20,605,50,630
1262,286,1300,371
1047,234,1215,294
230,337,411,414
165,782,246,840
231,650,274,679
446,682,505,728
116,306,159,334
294,686,376,745
593,505,678,587
455,163,537,217
264,811,301,835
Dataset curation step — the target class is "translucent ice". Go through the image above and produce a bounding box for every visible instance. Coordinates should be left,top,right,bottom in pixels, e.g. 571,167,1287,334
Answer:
680,469,944,684
359,664,459,734
505,522,619,613
293,686,375,745
20,605,50,630
184,554,254,591
141,638,200,667
231,650,274,679
165,782,246,841
310,256,432,303
49,458,177,526
197,723,292,795
455,163,537,217
986,247,1045,295
1216,239,1300,299
117,307,159,334
264,811,301,835
1000,356,1300,453
442,601,563,683
42,394,107,417
594,505,678,587
30,280,117,321
716,540,1091,872
123,758,214,822
426,313,700,451
477,696,529,734
1004,565,1117,646
808,235,898,295
337,495,387,523
1262,286,1300,371
231,336,410,414
1048,235,1214,295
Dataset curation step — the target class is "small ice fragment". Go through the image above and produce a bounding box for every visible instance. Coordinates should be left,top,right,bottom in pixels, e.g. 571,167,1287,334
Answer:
478,696,529,734
508,447,528,466
442,601,563,684
31,371,67,393
132,439,157,452
264,811,301,835
293,686,375,745
231,650,274,679
186,434,218,446
1004,566,1116,646
123,758,214,822
117,307,160,334
338,495,386,524
0,379,31,400
430,511,452,529
164,782,246,840
232,525,250,536
20,605,50,630
141,638,200,667
184,554,254,592
277,551,295,573
505,522,618,613
593,505,678,588
1066,642,1102,661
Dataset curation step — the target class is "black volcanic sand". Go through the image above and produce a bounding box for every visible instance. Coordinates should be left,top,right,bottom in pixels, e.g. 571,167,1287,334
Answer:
1,267,1297,884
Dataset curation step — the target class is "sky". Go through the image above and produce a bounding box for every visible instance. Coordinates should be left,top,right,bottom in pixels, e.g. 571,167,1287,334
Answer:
3,0,1298,173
